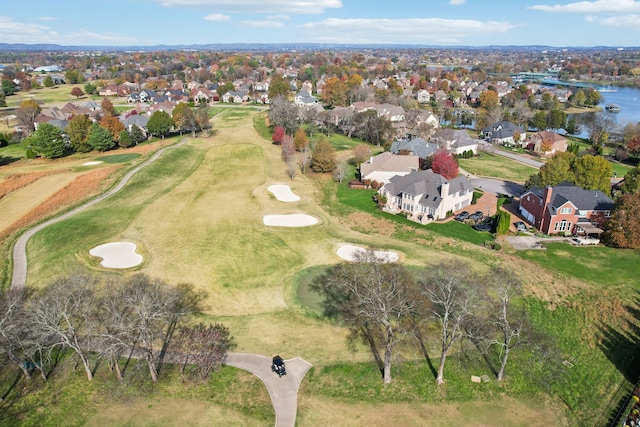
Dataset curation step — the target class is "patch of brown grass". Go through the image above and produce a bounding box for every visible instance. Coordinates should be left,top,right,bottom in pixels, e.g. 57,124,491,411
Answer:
0,165,121,243
0,170,63,201
344,211,395,236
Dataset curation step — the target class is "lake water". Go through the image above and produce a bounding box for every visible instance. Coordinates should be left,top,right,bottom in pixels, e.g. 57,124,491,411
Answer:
543,83,640,138
597,86,640,127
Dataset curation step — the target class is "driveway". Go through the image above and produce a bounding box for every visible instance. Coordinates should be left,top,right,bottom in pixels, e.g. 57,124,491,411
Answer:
479,141,544,168
471,177,524,197
226,353,312,427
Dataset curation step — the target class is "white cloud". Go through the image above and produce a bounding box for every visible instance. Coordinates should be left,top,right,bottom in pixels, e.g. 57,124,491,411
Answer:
156,0,342,14
241,20,285,28
205,13,231,21
449,0,466,5
529,0,640,13
300,18,516,44
0,16,136,44
586,13,640,27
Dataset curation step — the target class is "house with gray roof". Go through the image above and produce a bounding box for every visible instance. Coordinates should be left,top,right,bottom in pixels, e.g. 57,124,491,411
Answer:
480,120,525,146
360,152,420,185
519,181,614,235
431,129,479,155
390,136,438,160
379,170,473,224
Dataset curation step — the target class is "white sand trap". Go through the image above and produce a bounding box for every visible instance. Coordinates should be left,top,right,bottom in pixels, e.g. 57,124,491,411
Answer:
82,161,103,166
267,184,301,202
263,214,318,227
89,242,143,268
336,244,399,263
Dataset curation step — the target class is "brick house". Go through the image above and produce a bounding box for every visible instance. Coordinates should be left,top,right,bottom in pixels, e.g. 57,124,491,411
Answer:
518,181,614,235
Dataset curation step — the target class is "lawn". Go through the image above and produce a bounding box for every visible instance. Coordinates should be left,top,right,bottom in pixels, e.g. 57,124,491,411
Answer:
458,152,539,182
517,242,640,288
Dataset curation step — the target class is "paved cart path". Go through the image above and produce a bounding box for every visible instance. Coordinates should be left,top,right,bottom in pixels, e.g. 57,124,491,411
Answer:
226,353,313,427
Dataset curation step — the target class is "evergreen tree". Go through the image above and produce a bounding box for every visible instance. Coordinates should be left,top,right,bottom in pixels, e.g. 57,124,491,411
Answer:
24,123,65,158
87,124,115,152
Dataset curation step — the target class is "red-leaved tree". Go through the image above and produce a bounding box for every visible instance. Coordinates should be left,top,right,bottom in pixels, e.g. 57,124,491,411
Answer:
272,126,285,144
431,149,459,180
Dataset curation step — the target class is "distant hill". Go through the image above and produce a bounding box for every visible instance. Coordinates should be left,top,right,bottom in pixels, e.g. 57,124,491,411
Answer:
0,42,637,53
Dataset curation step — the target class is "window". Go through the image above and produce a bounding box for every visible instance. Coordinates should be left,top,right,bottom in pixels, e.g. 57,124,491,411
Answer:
560,207,572,214
605,210,611,217
577,210,587,217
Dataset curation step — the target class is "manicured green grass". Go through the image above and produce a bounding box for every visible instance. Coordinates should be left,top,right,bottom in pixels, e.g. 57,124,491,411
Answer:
295,265,330,313
517,242,640,288
252,111,271,141
426,220,494,245
0,143,26,162
310,132,372,151
459,153,538,182
610,161,633,179
95,153,141,163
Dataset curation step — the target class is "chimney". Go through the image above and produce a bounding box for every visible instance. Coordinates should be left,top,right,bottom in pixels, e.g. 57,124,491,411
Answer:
441,180,450,198
543,186,553,206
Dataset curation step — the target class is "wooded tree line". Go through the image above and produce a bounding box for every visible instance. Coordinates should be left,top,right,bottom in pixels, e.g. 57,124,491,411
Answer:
0,274,234,384
312,251,555,386
16,99,211,158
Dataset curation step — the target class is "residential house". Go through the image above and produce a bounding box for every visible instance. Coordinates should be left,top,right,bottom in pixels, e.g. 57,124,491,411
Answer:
519,181,614,235
432,129,479,155
120,113,150,137
360,152,420,185
527,131,567,155
379,170,473,224
293,90,319,107
480,120,525,146
390,136,438,162
192,88,217,104
416,89,431,104
99,84,119,97
221,91,247,103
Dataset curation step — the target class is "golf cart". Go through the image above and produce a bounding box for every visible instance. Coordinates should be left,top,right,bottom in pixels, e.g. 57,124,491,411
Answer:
271,355,286,377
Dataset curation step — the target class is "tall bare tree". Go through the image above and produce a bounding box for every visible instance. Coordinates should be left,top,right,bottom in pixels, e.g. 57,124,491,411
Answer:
0,289,32,379
486,267,528,381
419,261,477,385
313,250,414,384
27,274,98,381
269,96,299,135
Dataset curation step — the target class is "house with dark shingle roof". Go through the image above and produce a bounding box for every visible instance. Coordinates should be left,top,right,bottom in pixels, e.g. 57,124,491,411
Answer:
481,120,525,146
379,170,473,224
519,181,614,235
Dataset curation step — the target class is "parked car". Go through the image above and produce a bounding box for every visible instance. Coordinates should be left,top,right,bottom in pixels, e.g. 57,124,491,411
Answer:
271,355,286,377
514,221,527,232
469,211,484,222
454,211,469,222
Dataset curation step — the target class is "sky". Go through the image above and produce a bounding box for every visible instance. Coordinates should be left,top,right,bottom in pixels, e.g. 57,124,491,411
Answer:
0,0,639,47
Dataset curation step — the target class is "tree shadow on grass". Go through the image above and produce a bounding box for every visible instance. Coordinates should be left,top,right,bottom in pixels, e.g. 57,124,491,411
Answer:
596,296,640,426
0,156,20,166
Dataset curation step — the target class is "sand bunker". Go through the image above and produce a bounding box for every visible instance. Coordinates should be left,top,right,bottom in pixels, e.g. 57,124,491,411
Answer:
263,214,318,227
82,161,103,166
267,184,301,202
89,242,143,268
336,244,399,262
